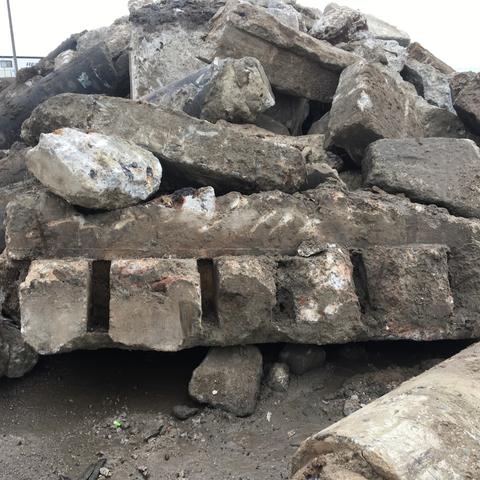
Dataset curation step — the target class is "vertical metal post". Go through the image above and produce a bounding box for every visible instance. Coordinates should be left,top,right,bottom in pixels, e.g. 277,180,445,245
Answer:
6,0,18,74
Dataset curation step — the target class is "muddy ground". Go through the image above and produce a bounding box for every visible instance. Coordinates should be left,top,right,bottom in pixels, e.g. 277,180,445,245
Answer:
0,340,471,480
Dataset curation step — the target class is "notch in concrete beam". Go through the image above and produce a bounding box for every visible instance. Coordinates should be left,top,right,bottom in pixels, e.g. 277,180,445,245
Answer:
87,260,111,332
197,258,218,324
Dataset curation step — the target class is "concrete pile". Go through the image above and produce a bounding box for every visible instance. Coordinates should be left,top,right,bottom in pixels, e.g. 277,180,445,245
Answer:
0,0,479,449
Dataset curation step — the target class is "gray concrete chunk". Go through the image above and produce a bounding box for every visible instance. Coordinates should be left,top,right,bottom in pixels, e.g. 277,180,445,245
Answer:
363,138,480,218
143,57,275,124
189,345,263,416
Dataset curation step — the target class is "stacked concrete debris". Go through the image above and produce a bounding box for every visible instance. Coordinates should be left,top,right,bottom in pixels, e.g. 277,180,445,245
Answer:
0,0,480,436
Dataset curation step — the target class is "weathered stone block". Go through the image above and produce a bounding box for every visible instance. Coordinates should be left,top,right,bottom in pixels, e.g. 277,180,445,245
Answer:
214,256,276,343
310,3,367,45
109,259,202,351
363,138,480,218
189,345,263,416
21,94,307,195
19,260,91,354
26,128,163,210
208,1,357,102
402,58,454,112
275,248,363,344
361,245,454,340
328,62,464,163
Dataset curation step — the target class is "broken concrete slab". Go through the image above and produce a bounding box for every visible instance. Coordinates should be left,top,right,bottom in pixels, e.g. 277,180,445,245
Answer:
189,345,263,416
406,42,455,75
363,138,480,218
402,58,454,112
129,0,223,99
451,72,480,136
19,260,92,354
109,259,202,351
26,128,163,210
328,62,464,164
360,245,455,340
143,56,275,124
208,1,358,102
310,3,367,45
292,341,480,480
340,38,407,72
365,13,410,47
21,94,307,195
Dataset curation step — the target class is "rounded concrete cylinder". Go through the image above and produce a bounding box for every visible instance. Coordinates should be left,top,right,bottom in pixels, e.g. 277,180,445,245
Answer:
292,342,480,480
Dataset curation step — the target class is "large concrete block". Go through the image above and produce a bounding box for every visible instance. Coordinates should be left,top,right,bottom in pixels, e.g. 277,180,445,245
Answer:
7,185,480,267
207,1,357,102
19,260,91,354
21,94,307,195
363,138,480,218
361,245,455,340
109,259,202,351
328,62,465,164
275,248,363,344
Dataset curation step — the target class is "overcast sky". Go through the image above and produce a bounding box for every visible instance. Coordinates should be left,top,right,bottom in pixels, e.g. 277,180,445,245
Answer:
0,0,478,72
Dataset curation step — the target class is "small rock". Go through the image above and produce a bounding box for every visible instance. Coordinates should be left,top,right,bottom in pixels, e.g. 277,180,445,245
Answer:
343,395,362,416
266,363,290,392
189,346,263,417
279,344,326,375
138,465,149,478
99,467,112,478
172,405,200,421
310,3,368,44
26,128,162,210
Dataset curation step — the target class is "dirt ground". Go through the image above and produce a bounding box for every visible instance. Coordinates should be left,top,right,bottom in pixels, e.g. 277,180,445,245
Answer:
0,340,471,480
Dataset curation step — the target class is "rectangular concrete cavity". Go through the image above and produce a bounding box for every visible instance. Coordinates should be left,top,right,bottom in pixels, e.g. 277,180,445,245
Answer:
197,258,218,325
87,260,111,333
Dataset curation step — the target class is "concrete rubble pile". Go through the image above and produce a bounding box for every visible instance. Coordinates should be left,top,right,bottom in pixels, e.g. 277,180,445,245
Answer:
1,0,480,474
